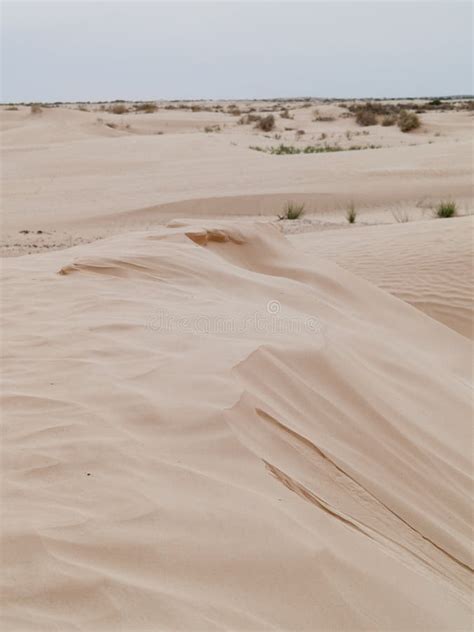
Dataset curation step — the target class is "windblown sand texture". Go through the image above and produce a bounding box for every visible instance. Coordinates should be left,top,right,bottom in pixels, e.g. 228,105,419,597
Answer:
1,101,473,630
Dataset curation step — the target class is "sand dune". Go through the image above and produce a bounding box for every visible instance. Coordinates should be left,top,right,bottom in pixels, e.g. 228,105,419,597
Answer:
292,216,474,338
2,221,472,630
2,105,472,256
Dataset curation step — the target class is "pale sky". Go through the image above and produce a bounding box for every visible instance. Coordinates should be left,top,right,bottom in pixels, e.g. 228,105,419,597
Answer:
1,1,472,102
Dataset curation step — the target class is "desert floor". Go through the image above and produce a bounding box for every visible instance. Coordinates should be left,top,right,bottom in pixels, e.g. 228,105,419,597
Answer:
1,100,473,631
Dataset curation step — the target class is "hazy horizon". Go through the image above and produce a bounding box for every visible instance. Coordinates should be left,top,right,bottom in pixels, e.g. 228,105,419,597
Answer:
2,1,472,103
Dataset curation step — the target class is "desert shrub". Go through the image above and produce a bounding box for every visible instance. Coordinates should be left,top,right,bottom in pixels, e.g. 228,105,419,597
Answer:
204,125,221,133
434,200,457,218
256,114,275,132
238,113,261,125
296,130,305,138
346,203,357,223
5,105,18,111
349,101,395,116
278,201,305,220
280,109,292,119
381,114,397,126
109,103,128,114
78,105,89,112
391,209,410,223
30,104,42,114
398,110,420,132
135,102,158,113
356,109,377,126
313,109,336,122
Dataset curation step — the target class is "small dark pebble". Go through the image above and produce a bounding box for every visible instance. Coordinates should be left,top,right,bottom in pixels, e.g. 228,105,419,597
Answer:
86,473,91,476
37,230,43,234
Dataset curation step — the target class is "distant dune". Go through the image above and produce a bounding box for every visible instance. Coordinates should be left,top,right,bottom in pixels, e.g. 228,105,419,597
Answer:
1,102,472,255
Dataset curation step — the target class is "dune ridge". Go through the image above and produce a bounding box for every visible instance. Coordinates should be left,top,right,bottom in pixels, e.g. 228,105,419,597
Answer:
1,222,472,630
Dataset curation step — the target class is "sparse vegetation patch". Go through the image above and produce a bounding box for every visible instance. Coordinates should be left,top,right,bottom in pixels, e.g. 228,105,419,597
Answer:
250,143,381,155
108,103,129,114
135,102,158,113
381,114,397,126
278,201,305,220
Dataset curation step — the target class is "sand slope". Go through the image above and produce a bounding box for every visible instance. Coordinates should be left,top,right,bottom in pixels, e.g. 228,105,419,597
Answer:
1,222,472,631
292,216,474,338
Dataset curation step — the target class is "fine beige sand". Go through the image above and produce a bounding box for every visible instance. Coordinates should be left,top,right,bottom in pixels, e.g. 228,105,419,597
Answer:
292,216,474,339
1,101,473,254
1,102,473,631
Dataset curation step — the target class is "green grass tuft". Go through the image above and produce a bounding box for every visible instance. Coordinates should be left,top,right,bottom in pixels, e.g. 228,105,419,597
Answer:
434,200,457,218
278,201,305,220
346,202,357,224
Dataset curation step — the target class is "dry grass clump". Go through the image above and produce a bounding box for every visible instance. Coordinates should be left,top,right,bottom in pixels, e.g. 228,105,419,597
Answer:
238,113,261,125
108,103,129,114
391,209,410,223
346,202,357,223
204,125,221,133
278,201,305,220
355,108,377,126
227,104,242,116
135,102,158,113
434,200,457,218
30,104,43,114
280,108,293,119
5,105,19,111
381,114,397,126
313,110,336,122
398,110,420,132
256,114,275,132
